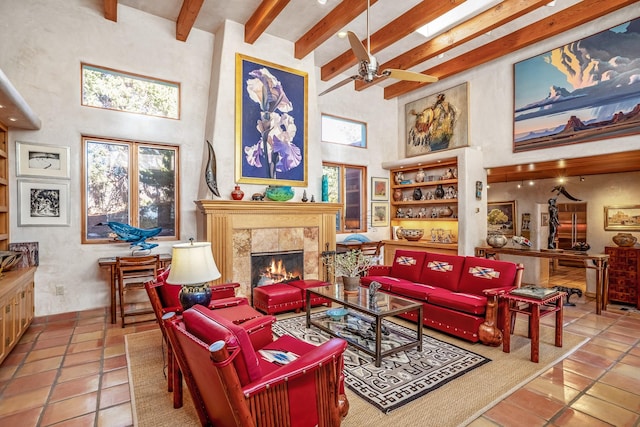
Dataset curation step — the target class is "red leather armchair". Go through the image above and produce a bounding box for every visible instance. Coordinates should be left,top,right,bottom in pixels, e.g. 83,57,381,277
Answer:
164,305,349,427
145,269,276,408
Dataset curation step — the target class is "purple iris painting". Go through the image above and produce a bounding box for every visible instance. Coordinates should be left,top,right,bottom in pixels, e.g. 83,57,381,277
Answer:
237,55,307,185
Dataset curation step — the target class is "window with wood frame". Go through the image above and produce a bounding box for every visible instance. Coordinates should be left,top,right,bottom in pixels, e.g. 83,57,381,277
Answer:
82,136,179,244
322,162,367,233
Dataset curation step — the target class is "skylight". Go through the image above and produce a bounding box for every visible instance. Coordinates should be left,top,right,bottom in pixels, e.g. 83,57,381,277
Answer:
415,0,500,38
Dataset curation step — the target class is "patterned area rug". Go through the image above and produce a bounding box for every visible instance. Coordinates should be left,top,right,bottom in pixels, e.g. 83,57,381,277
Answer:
272,313,490,413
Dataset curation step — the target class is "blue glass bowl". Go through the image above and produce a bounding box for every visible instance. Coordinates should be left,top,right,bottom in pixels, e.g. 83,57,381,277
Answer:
326,308,348,320
265,186,294,201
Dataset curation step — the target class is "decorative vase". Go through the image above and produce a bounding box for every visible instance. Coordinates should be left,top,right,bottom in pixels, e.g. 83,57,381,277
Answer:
265,185,295,201
434,184,445,199
321,175,329,202
486,232,508,248
231,185,244,200
415,168,425,183
412,187,422,201
342,276,360,294
612,232,637,247
393,188,403,201
440,206,453,217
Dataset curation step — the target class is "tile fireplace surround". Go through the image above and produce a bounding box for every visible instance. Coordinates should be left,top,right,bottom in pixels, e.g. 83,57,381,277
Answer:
196,200,342,298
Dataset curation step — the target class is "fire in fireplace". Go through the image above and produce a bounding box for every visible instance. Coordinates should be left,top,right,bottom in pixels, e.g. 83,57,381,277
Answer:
251,250,304,289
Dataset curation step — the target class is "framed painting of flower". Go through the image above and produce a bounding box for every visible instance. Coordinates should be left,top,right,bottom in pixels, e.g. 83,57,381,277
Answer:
235,54,308,186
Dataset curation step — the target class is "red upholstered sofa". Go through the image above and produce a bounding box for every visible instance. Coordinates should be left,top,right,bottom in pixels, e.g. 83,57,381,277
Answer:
361,250,523,345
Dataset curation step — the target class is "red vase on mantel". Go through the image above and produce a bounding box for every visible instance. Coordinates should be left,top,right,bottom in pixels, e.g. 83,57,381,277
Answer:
231,185,244,200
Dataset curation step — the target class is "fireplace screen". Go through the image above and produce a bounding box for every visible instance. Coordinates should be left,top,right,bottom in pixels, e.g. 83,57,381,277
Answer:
251,250,304,290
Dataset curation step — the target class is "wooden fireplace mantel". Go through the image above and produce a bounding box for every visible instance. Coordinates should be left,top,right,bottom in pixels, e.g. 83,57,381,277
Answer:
195,200,341,286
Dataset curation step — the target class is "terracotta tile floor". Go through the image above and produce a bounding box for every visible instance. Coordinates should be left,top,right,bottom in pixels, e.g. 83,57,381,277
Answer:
0,266,638,426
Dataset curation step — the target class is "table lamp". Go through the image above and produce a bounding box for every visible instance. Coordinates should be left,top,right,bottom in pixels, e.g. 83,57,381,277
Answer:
166,240,221,310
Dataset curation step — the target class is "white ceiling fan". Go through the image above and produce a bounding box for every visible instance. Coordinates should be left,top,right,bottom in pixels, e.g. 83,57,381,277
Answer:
319,0,438,96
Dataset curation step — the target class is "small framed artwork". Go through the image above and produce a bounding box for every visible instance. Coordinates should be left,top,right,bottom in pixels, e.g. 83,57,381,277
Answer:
371,202,389,227
487,201,516,237
604,205,640,231
475,181,483,200
371,177,389,201
16,141,70,179
541,212,549,227
321,114,367,148
18,180,70,226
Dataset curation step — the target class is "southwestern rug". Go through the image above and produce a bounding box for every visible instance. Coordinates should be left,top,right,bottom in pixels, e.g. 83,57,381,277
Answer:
272,313,490,413
126,316,588,427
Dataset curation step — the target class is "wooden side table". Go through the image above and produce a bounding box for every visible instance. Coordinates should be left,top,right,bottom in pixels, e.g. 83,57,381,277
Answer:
500,291,566,363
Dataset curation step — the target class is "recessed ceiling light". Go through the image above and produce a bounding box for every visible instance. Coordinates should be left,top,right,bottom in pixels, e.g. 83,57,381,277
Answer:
547,1,556,6
8,117,17,122
0,104,5,109
317,0,327,4
337,31,347,39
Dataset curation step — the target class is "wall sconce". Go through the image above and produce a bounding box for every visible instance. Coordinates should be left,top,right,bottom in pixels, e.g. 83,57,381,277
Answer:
166,240,221,310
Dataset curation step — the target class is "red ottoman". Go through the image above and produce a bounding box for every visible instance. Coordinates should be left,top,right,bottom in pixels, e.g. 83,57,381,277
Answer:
253,283,303,315
288,279,333,309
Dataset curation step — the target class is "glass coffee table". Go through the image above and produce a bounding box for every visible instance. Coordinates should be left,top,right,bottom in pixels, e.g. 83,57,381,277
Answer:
306,283,423,367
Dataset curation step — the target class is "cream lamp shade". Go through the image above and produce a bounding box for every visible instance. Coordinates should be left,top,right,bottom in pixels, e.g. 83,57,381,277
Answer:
166,241,221,285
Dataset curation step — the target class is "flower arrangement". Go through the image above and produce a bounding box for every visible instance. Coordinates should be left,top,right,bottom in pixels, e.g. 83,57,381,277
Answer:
325,250,376,278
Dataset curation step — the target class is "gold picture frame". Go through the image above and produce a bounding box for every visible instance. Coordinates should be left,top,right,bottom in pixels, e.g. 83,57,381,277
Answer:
604,205,640,231
235,54,308,186
487,201,516,238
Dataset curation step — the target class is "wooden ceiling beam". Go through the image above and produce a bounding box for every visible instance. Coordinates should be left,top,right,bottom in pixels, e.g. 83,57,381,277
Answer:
320,0,462,81
355,0,550,91
384,0,638,99
295,0,377,59
176,0,204,42
104,0,117,22
486,151,640,183
245,0,291,44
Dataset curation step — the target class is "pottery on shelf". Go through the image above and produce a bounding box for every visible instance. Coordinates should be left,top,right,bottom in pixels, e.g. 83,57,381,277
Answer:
265,185,294,201
400,228,424,241
412,187,422,201
434,184,445,199
231,185,244,200
486,232,508,248
393,188,403,201
612,232,637,247
415,168,425,183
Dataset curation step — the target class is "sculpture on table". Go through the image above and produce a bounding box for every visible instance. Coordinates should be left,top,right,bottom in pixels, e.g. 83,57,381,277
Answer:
205,140,220,197
99,221,162,252
547,185,581,249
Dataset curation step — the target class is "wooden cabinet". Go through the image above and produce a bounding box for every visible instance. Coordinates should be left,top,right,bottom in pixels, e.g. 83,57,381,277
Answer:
0,268,36,364
389,158,458,253
605,246,639,309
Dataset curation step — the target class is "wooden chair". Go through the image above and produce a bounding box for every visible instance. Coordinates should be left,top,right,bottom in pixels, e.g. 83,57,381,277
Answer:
116,255,159,328
359,241,384,264
164,305,349,426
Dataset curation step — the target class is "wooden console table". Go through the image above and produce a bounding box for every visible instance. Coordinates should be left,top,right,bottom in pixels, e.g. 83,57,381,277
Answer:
475,247,609,315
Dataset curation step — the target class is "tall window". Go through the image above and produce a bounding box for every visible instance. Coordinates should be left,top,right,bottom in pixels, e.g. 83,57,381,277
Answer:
82,136,179,243
323,162,367,233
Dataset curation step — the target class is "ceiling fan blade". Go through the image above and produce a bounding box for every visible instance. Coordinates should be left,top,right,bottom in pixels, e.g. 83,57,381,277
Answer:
318,75,359,96
347,31,371,63
384,69,438,83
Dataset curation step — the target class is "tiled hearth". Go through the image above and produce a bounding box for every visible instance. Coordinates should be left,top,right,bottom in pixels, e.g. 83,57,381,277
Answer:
196,200,341,298
233,226,319,296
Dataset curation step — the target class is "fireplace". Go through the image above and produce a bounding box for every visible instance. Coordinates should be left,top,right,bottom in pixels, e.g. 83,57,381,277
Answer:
195,200,341,298
251,250,304,288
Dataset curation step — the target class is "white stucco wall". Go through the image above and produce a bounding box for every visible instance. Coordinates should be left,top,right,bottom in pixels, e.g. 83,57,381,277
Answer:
1,0,214,315
1,1,638,315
